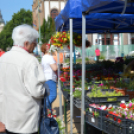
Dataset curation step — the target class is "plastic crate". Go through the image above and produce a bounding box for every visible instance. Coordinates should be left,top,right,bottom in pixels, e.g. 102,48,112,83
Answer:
61,89,70,100
73,98,82,108
126,119,134,134
73,98,88,109
102,111,127,134
86,89,129,104
61,82,70,100
85,105,102,130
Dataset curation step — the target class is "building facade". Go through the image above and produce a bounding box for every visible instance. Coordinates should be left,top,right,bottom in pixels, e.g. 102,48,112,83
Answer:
0,10,5,33
83,33,134,58
32,0,66,30
32,0,134,58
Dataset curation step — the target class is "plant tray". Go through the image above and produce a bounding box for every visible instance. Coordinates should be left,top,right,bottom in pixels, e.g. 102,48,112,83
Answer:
85,105,102,130
102,111,127,134
86,89,129,104
126,119,134,134
73,98,82,108
61,89,70,100
73,98,88,109
61,82,70,100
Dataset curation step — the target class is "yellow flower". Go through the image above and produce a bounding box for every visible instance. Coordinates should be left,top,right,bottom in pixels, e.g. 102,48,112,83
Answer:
78,35,81,38
60,46,63,49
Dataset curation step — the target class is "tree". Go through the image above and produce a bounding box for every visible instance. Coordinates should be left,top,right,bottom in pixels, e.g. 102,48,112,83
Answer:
41,17,56,43
0,9,32,50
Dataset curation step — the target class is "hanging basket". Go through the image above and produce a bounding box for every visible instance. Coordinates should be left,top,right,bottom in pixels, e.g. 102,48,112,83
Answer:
50,32,70,49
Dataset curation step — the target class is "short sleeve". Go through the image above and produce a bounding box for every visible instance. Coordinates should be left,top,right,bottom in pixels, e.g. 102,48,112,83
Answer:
49,56,56,65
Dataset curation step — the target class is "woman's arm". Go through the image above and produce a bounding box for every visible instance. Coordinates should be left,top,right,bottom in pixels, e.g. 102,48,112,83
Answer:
50,63,58,71
0,122,5,132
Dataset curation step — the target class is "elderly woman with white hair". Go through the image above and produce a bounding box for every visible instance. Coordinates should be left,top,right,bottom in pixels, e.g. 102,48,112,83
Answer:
0,24,46,134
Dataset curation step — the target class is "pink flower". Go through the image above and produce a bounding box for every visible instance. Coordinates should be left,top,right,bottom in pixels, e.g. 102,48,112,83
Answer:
128,103,132,108
99,83,103,86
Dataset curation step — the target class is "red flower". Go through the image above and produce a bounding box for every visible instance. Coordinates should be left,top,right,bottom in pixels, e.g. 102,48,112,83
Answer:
120,103,126,109
53,115,57,118
60,77,66,82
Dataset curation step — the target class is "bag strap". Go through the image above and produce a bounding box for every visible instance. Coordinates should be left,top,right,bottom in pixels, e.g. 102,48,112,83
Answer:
43,96,52,117
42,83,53,117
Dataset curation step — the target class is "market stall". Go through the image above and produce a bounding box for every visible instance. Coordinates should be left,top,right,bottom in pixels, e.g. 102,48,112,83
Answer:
54,0,134,133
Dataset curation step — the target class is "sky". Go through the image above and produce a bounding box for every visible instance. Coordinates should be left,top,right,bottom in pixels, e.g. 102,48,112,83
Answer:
0,0,33,23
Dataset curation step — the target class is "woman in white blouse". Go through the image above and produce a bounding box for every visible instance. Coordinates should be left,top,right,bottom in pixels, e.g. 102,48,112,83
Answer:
41,43,58,108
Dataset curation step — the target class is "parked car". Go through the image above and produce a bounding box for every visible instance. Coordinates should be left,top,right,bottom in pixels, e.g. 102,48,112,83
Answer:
65,50,81,58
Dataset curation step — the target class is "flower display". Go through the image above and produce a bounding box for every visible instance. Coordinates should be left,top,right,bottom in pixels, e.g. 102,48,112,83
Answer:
50,31,70,49
73,33,82,47
88,100,134,123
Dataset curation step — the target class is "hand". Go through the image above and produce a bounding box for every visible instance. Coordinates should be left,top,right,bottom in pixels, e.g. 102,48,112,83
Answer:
0,122,6,132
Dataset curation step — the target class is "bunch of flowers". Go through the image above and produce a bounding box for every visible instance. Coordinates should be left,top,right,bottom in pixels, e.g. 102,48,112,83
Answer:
88,100,134,123
73,33,91,47
73,33,82,47
47,109,57,119
50,31,70,49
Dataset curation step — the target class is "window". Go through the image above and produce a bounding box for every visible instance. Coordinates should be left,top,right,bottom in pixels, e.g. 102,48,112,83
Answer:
131,33,134,44
113,34,119,45
96,34,119,45
106,34,111,45
51,9,59,19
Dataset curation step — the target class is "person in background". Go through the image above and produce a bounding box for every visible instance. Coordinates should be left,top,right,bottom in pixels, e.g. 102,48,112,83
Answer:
53,51,65,64
49,44,64,64
0,48,5,57
95,47,100,62
0,24,46,134
41,43,58,109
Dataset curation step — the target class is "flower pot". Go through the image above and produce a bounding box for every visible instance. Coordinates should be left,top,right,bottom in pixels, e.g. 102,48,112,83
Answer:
115,88,126,95
110,86,115,90
126,90,134,99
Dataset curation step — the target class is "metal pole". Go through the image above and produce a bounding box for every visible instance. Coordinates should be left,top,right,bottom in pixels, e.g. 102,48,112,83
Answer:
74,45,76,64
81,14,86,134
37,0,42,56
57,52,63,125
70,18,73,134
64,98,68,134
121,33,124,57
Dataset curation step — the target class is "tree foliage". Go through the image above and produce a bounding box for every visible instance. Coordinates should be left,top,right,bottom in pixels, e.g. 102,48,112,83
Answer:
0,8,32,50
41,17,56,43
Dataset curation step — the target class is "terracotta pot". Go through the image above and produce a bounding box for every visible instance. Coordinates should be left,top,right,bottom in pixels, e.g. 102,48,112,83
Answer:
110,86,115,89
115,88,126,95
126,90,134,99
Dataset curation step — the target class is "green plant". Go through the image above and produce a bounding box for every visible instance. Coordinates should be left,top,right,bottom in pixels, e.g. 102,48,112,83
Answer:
114,78,128,88
56,118,65,134
63,89,70,93
85,57,90,63
87,84,123,99
73,90,82,98
99,54,105,60
126,79,134,90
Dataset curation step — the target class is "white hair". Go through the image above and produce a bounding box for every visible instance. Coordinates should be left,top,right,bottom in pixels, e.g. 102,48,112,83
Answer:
12,24,39,47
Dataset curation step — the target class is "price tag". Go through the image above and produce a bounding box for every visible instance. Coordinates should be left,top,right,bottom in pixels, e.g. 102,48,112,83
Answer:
108,104,112,108
89,108,92,112
91,117,95,123
88,86,90,89
121,100,125,103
